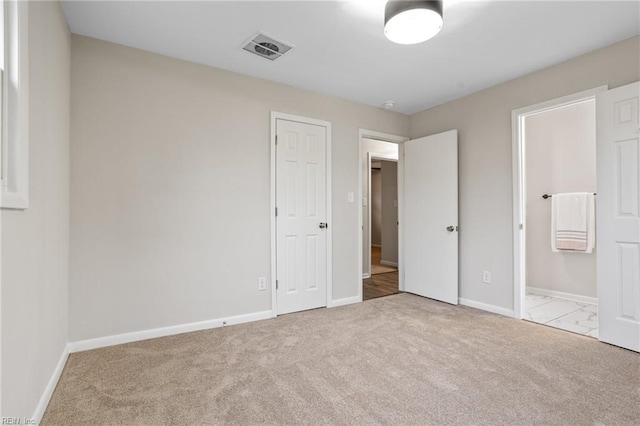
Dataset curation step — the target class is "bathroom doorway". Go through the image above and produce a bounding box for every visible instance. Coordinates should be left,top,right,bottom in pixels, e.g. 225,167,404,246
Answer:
513,88,602,338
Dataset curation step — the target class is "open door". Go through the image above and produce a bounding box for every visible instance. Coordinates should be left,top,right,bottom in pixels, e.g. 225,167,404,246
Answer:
402,130,459,304
596,82,640,352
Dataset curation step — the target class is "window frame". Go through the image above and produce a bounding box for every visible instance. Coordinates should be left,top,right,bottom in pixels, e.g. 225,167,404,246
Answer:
1,0,29,210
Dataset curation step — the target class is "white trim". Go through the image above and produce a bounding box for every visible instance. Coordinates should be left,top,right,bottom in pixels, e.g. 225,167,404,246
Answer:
397,144,405,292
270,113,277,317
32,344,69,424
367,152,372,277
379,260,398,267
527,286,597,306
270,112,332,314
371,243,381,248
511,86,607,319
459,298,515,318
327,295,360,308
1,0,29,209
358,129,408,302
69,310,273,353
362,273,371,279
370,155,399,161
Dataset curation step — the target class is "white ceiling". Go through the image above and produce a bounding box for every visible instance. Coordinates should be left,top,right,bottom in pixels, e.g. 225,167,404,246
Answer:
62,1,640,115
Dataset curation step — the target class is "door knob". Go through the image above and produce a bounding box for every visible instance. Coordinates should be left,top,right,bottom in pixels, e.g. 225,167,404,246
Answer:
446,225,455,232
319,222,328,229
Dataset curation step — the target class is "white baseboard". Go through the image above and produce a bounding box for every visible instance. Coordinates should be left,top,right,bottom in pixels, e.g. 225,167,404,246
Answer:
380,260,398,267
371,244,381,248
362,273,371,279
459,298,515,318
328,295,361,308
68,310,273,353
527,286,597,305
32,343,70,424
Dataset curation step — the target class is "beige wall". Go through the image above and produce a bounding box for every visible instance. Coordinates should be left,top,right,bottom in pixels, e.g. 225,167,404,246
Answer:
70,36,409,341
1,1,70,418
381,161,398,265
409,36,640,311
525,101,597,298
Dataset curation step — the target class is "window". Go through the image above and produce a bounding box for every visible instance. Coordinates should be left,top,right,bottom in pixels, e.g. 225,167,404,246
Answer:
1,0,28,209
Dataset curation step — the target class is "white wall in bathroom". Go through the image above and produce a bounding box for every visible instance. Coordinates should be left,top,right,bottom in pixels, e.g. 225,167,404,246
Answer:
525,100,597,298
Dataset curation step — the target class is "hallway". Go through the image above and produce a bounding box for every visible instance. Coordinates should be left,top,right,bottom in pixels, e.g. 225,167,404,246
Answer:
363,247,399,300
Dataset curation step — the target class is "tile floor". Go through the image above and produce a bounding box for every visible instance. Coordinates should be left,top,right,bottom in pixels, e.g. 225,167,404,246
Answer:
525,293,598,338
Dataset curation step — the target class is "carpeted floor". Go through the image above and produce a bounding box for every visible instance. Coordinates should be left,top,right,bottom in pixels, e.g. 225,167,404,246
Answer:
371,263,397,275
43,294,639,425
371,246,397,275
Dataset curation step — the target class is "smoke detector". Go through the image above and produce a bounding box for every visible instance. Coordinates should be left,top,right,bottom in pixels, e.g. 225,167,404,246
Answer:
242,31,295,61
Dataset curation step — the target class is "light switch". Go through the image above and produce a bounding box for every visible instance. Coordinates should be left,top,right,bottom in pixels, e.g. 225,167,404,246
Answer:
363,197,368,206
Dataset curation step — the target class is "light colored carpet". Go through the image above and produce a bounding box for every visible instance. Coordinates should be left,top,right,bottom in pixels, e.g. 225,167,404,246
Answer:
43,294,639,425
371,263,397,275
371,246,397,275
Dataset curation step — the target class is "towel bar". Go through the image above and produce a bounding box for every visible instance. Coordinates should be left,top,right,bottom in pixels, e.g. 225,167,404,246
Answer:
542,193,596,199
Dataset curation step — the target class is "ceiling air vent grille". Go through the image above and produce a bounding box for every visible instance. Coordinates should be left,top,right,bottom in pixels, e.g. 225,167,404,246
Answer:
242,31,295,61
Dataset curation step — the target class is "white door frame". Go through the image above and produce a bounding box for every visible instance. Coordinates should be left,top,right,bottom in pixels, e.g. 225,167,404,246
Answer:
368,154,399,274
511,86,607,319
271,112,332,316
358,129,408,302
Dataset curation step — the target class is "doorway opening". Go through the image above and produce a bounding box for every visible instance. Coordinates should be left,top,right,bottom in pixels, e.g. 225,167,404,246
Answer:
365,157,399,300
512,87,605,338
358,130,407,302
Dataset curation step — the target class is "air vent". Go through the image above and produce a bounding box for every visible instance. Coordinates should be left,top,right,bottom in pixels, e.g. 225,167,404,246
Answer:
242,31,295,61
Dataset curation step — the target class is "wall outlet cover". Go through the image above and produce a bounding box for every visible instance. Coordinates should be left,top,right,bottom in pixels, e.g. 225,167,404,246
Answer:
258,277,267,291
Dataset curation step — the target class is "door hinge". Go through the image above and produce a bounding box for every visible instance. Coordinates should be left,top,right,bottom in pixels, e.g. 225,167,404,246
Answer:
275,135,278,146
275,207,278,217
276,280,279,290
519,224,523,230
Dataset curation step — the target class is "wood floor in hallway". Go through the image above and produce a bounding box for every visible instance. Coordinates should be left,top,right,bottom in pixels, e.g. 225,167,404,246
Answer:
363,272,399,300
364,246,399,301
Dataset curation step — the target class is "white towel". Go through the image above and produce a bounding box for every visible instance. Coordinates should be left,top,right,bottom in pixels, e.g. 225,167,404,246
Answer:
551,192,595,253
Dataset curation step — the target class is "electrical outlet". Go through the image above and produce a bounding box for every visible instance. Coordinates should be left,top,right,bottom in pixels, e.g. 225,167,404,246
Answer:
482,271,491,284
258,277,267,291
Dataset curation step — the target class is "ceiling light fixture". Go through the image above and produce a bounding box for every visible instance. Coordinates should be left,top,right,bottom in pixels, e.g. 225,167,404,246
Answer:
384,0,443,45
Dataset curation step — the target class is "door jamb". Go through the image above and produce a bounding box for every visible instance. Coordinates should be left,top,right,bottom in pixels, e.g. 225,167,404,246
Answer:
271,112,332,317
358,129,408,303
511,86,606,319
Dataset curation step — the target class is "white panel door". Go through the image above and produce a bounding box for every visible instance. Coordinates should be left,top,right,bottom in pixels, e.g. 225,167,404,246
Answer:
276,119,327,315
402,130,459,304
597,82,640,352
